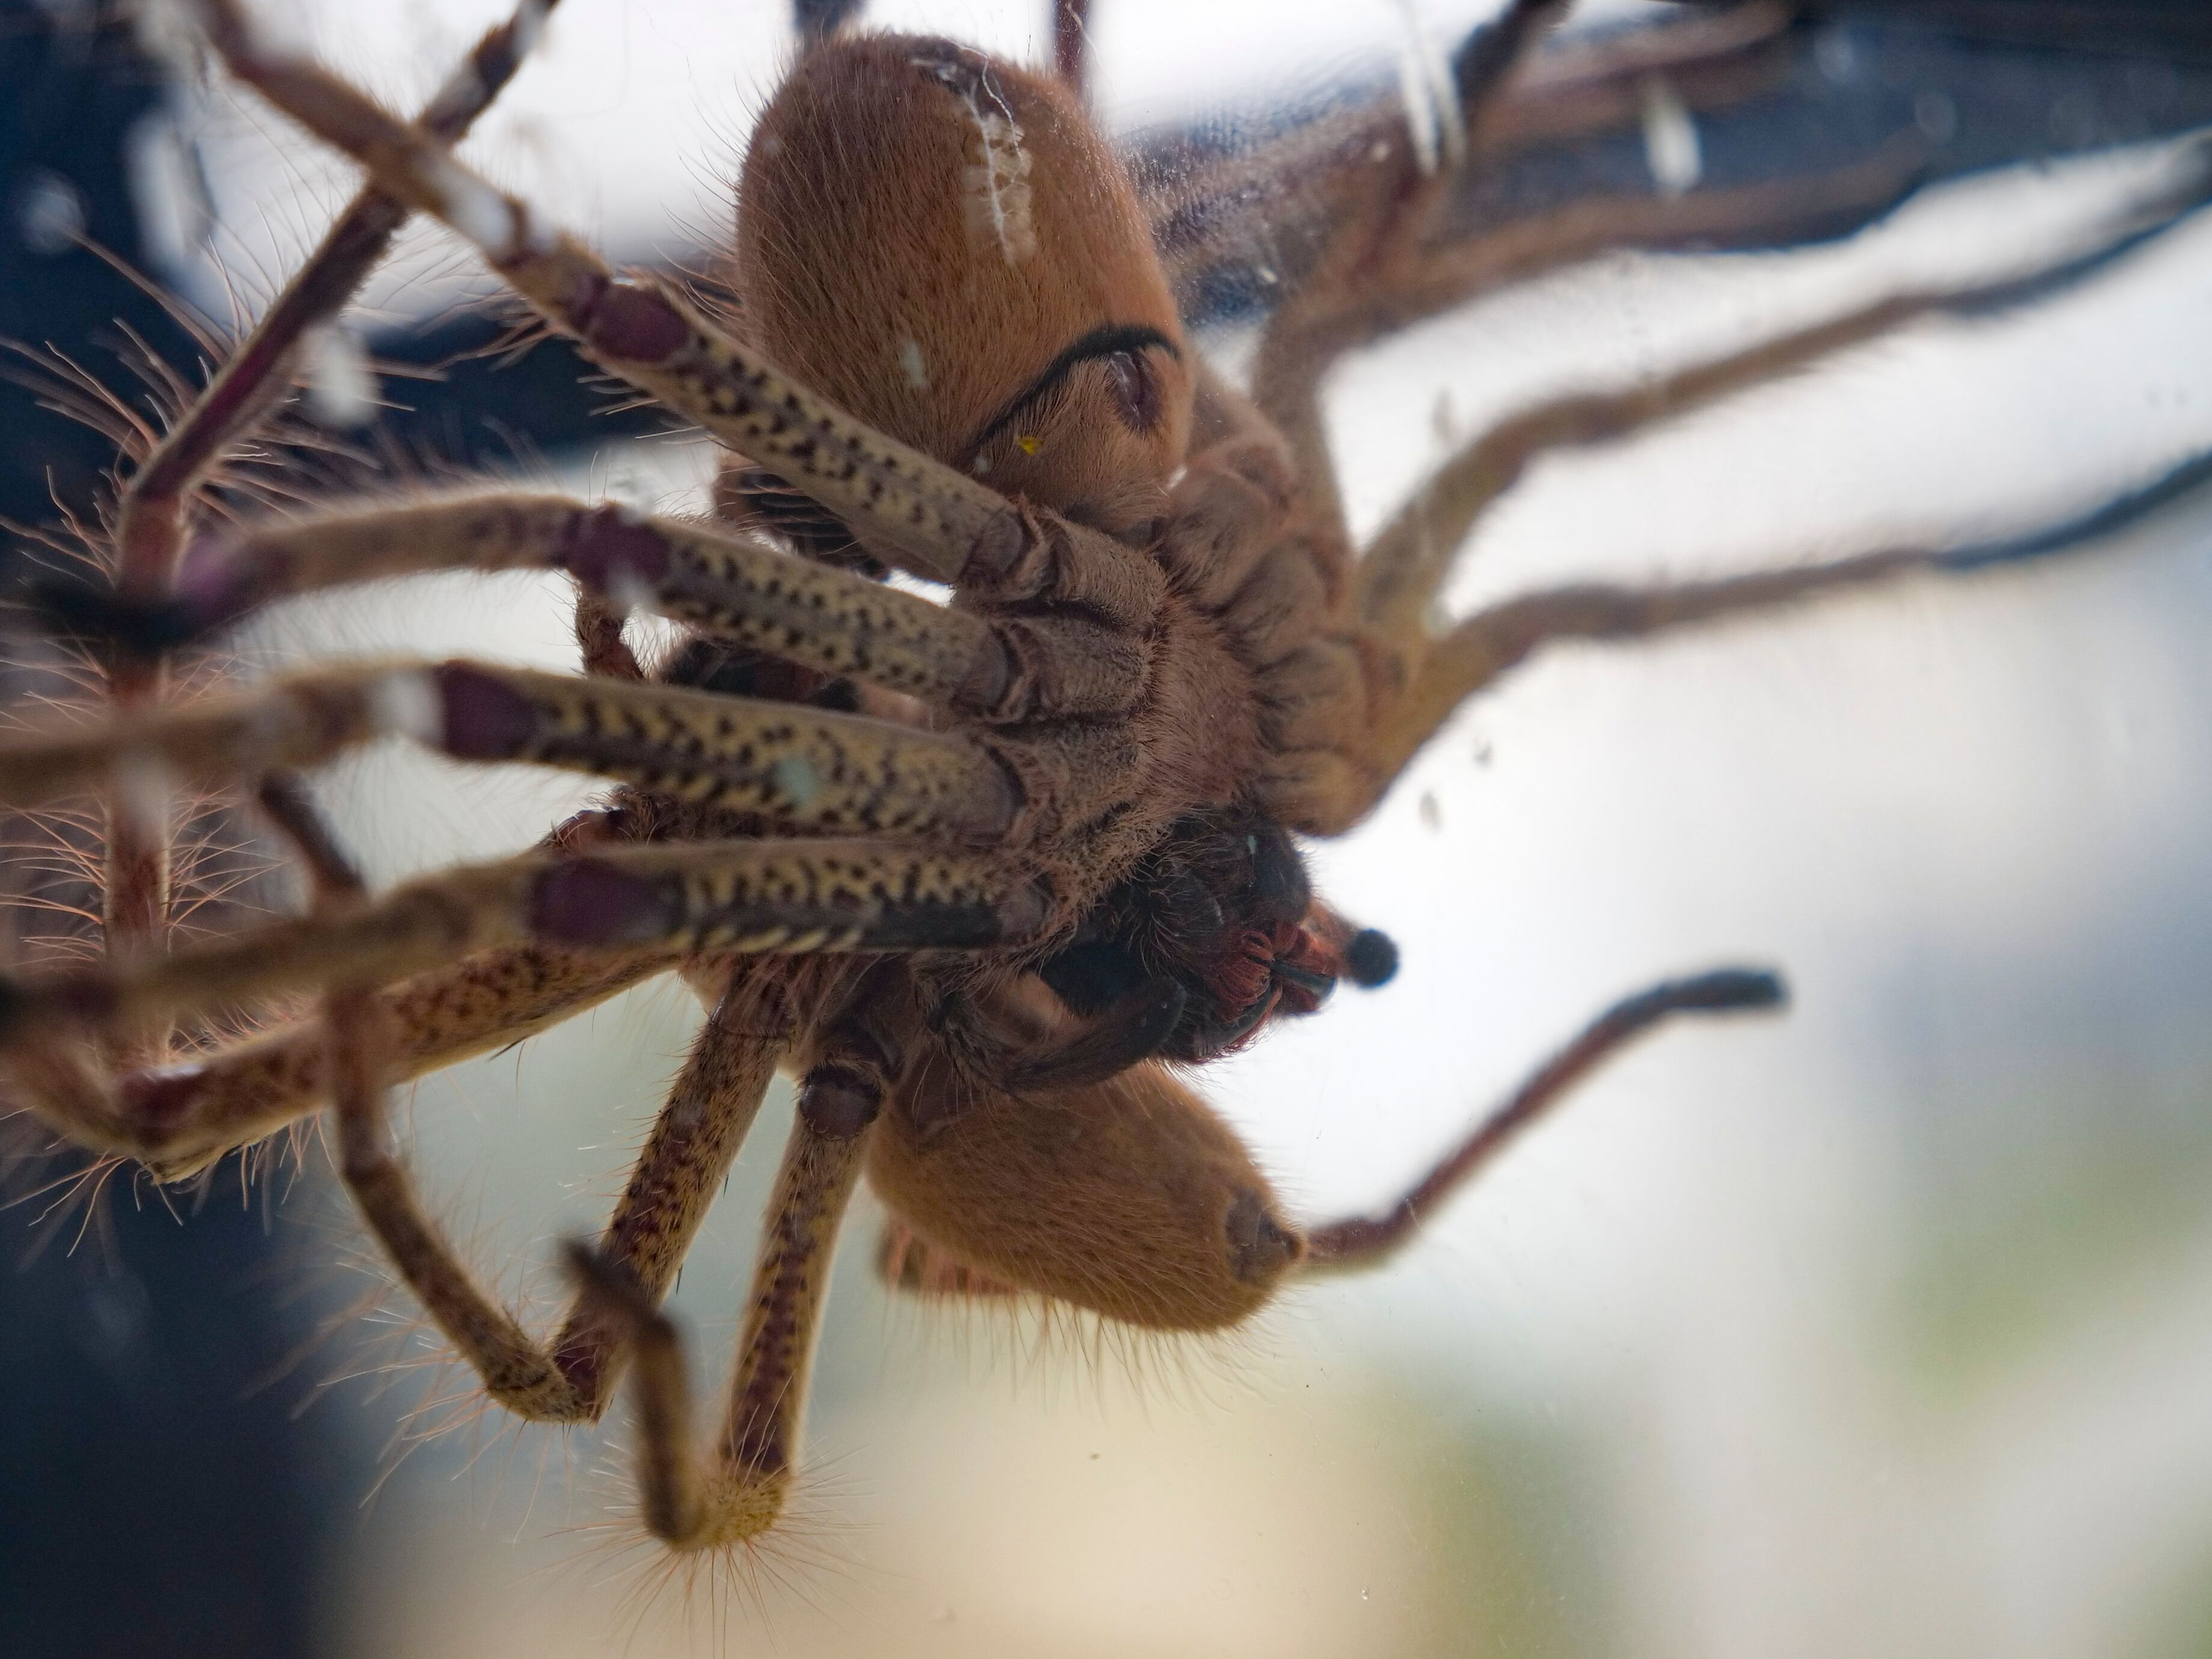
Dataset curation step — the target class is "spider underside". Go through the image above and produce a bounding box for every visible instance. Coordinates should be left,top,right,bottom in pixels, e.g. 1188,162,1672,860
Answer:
1,0,2207,1559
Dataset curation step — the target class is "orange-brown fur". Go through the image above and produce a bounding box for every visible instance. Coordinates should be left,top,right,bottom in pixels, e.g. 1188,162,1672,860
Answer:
737,37,1193,534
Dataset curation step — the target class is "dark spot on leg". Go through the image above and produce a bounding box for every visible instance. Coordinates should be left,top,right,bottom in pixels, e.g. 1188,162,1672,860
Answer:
558,506,671,594
435,663,540,759
582,281,691,364
531,859,684,947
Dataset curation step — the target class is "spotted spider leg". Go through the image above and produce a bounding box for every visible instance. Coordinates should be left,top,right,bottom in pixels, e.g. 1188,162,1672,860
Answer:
93,0,569,1043
0,2,1178,1178
262,763,813,1518
0,4,1195,1533
180,1,1166,634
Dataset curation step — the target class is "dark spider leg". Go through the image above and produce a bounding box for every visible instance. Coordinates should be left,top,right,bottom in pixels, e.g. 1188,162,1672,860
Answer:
0,659,1024,841
1301,968,1785,1272
255,773,600,1417
1354,138,2212,650
180,0,1165,632
569,1054,879,1548
44,494,1139,721
0,839,1047,1087
97,0,563,988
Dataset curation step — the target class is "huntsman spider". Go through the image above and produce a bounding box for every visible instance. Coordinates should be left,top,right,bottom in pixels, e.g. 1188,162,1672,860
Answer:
2,0,2210,1569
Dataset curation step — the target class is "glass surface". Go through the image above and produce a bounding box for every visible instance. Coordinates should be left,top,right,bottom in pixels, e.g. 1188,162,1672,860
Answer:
10,5,2212,1656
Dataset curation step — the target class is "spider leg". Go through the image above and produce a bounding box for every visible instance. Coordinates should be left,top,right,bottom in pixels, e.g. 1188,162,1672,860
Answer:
1269,438,2212,836
1253,147,2212,833
1350,449,2212,806
22,939,678,1172
34,799,674,1170
46,494,1140,722
0,659,1025,840
328,970,787,1424
569,1043,881,1548
97,0,559,979
1301,968,1785,1273
260,774,796,1424
1354,144,2212,650
0,840,1046,1088
1150,1,1797,301
572,589,644,682
180,2,1166,632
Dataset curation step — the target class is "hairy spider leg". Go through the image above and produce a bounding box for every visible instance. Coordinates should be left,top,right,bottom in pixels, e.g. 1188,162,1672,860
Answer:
0,660,1027,842
54,494,1141,724
180,0,1166,634
1268,139,2212,833
1355,144,2212,650
568,1068,869,1551
0,837,1046,1156
99,0,563,1029
254,769,793,1427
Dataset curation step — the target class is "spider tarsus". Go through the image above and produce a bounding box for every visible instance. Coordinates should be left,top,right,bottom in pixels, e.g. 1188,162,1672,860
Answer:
1660,967,1788,1015
1939,445,2212,573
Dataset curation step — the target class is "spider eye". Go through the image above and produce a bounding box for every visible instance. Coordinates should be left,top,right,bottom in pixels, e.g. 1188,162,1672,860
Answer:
1103,348,1158,432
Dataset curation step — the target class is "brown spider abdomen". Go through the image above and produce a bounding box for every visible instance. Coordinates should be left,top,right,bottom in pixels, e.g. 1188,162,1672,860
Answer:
735,33,1194,533
866,1059,1303,1332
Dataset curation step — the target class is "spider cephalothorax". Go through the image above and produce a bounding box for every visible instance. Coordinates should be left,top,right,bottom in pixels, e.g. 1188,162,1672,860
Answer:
2,0,2202,1577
